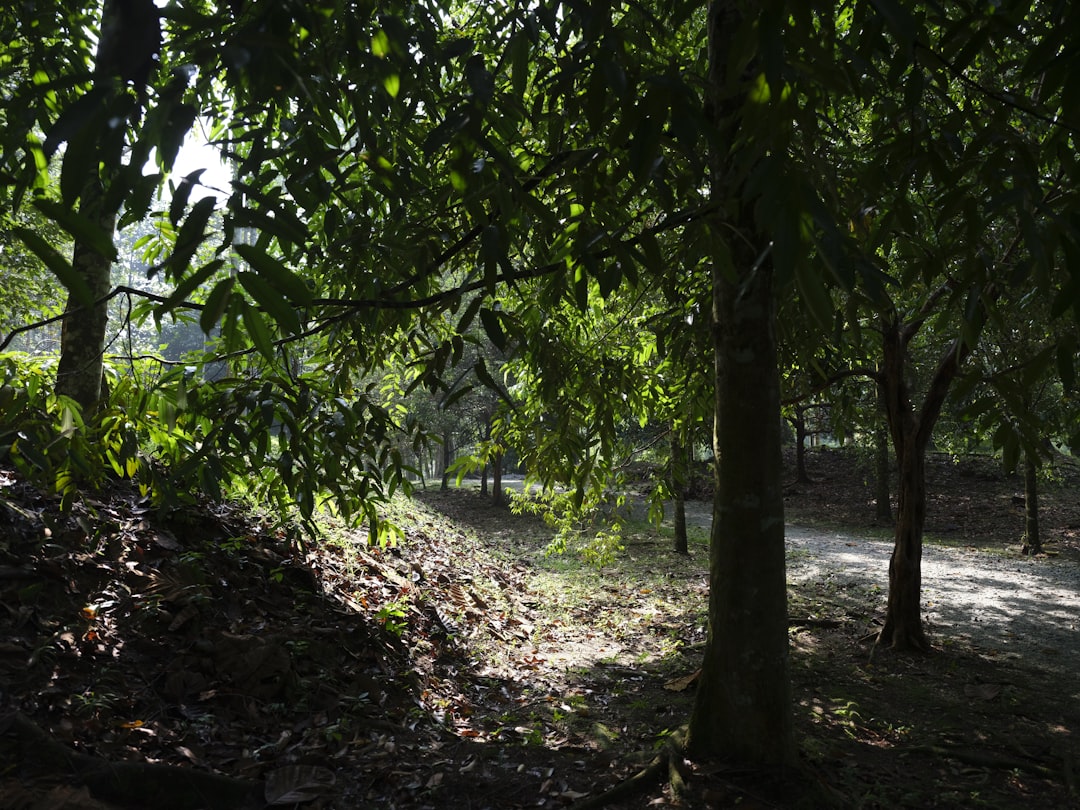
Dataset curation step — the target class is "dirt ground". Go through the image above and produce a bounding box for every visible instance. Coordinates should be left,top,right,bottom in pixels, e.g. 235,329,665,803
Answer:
0,447,1078,809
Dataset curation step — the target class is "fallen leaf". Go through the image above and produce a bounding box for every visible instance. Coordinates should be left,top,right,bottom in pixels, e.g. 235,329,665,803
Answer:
663,669,700,692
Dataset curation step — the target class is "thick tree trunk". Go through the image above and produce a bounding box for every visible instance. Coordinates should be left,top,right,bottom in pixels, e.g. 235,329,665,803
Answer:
671,424,688,554
672,489,688,554
686,0,795,767
687,230,794,765
54,0,155,412
54,183,115,414
1023,451,1041,554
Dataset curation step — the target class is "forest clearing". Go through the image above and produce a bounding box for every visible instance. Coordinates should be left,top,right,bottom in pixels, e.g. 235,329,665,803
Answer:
2,448,1077,809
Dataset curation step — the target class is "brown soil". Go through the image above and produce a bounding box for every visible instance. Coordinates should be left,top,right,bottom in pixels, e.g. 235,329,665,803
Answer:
0,447,1077,809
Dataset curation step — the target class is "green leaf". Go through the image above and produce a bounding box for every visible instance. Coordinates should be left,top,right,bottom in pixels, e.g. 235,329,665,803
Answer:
159,103,198,170
440,383,474,410
13,226,94,309
200,277,235,334
509,32,530,98
474,357,500,397
169,169,206,225
162,258,225,314
479,307,507,351
795,265,834,332
242,302,277,362
120,171,165,229
457,294,484,334
231,195,309,246
464,55,494,103
627,113,661,184
165,196,217,277
43,86,109,158
234,244,313,307
480,225,501,292
32,199,118,261
237,270,301,335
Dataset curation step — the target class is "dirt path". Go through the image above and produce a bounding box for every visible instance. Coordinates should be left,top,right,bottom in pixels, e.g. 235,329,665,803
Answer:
680,501,1080,693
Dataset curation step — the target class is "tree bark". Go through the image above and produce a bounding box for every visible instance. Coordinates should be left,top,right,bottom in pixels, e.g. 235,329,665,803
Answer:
1023,451,1041,554
439,432,452,491
671,423,688,554
491,448,503,506
877,315,971,651
686,0,794,767
687,223,794,764
874,424,892,523
54,0,158,413
54,181,115,413
880,435,929,650
793,407,811,483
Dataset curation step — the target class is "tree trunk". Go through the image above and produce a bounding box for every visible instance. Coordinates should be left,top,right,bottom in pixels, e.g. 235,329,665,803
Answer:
794,407,811,483
687,225,794,764
671,423,688,554
876,314,972,651
879,440,928,650
491,448,503,506
54,0,155,412
1023,451,1041,554
439,433,452,491
686,0,794,768
672,489,688,554
874,425,892,523
54,182,115,414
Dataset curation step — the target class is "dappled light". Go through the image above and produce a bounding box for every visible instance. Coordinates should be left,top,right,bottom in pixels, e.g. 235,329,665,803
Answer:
2,438,1079,808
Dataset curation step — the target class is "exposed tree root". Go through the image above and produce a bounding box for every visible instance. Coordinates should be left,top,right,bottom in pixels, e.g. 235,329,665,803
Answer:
666,747,690,804
572,732,849,810
868,629,931,664
571,729,759,810
1,712,263,810
571,752,668,810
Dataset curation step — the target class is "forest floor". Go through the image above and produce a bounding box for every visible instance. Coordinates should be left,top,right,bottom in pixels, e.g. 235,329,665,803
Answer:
1,447,1078,809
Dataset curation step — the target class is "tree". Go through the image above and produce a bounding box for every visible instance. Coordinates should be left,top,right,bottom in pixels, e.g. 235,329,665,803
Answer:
684,0,797,767
958,285,1080,556
802,1,1080,650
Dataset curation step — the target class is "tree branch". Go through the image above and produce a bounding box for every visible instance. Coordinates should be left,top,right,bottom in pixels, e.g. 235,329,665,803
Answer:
780,366,879,407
